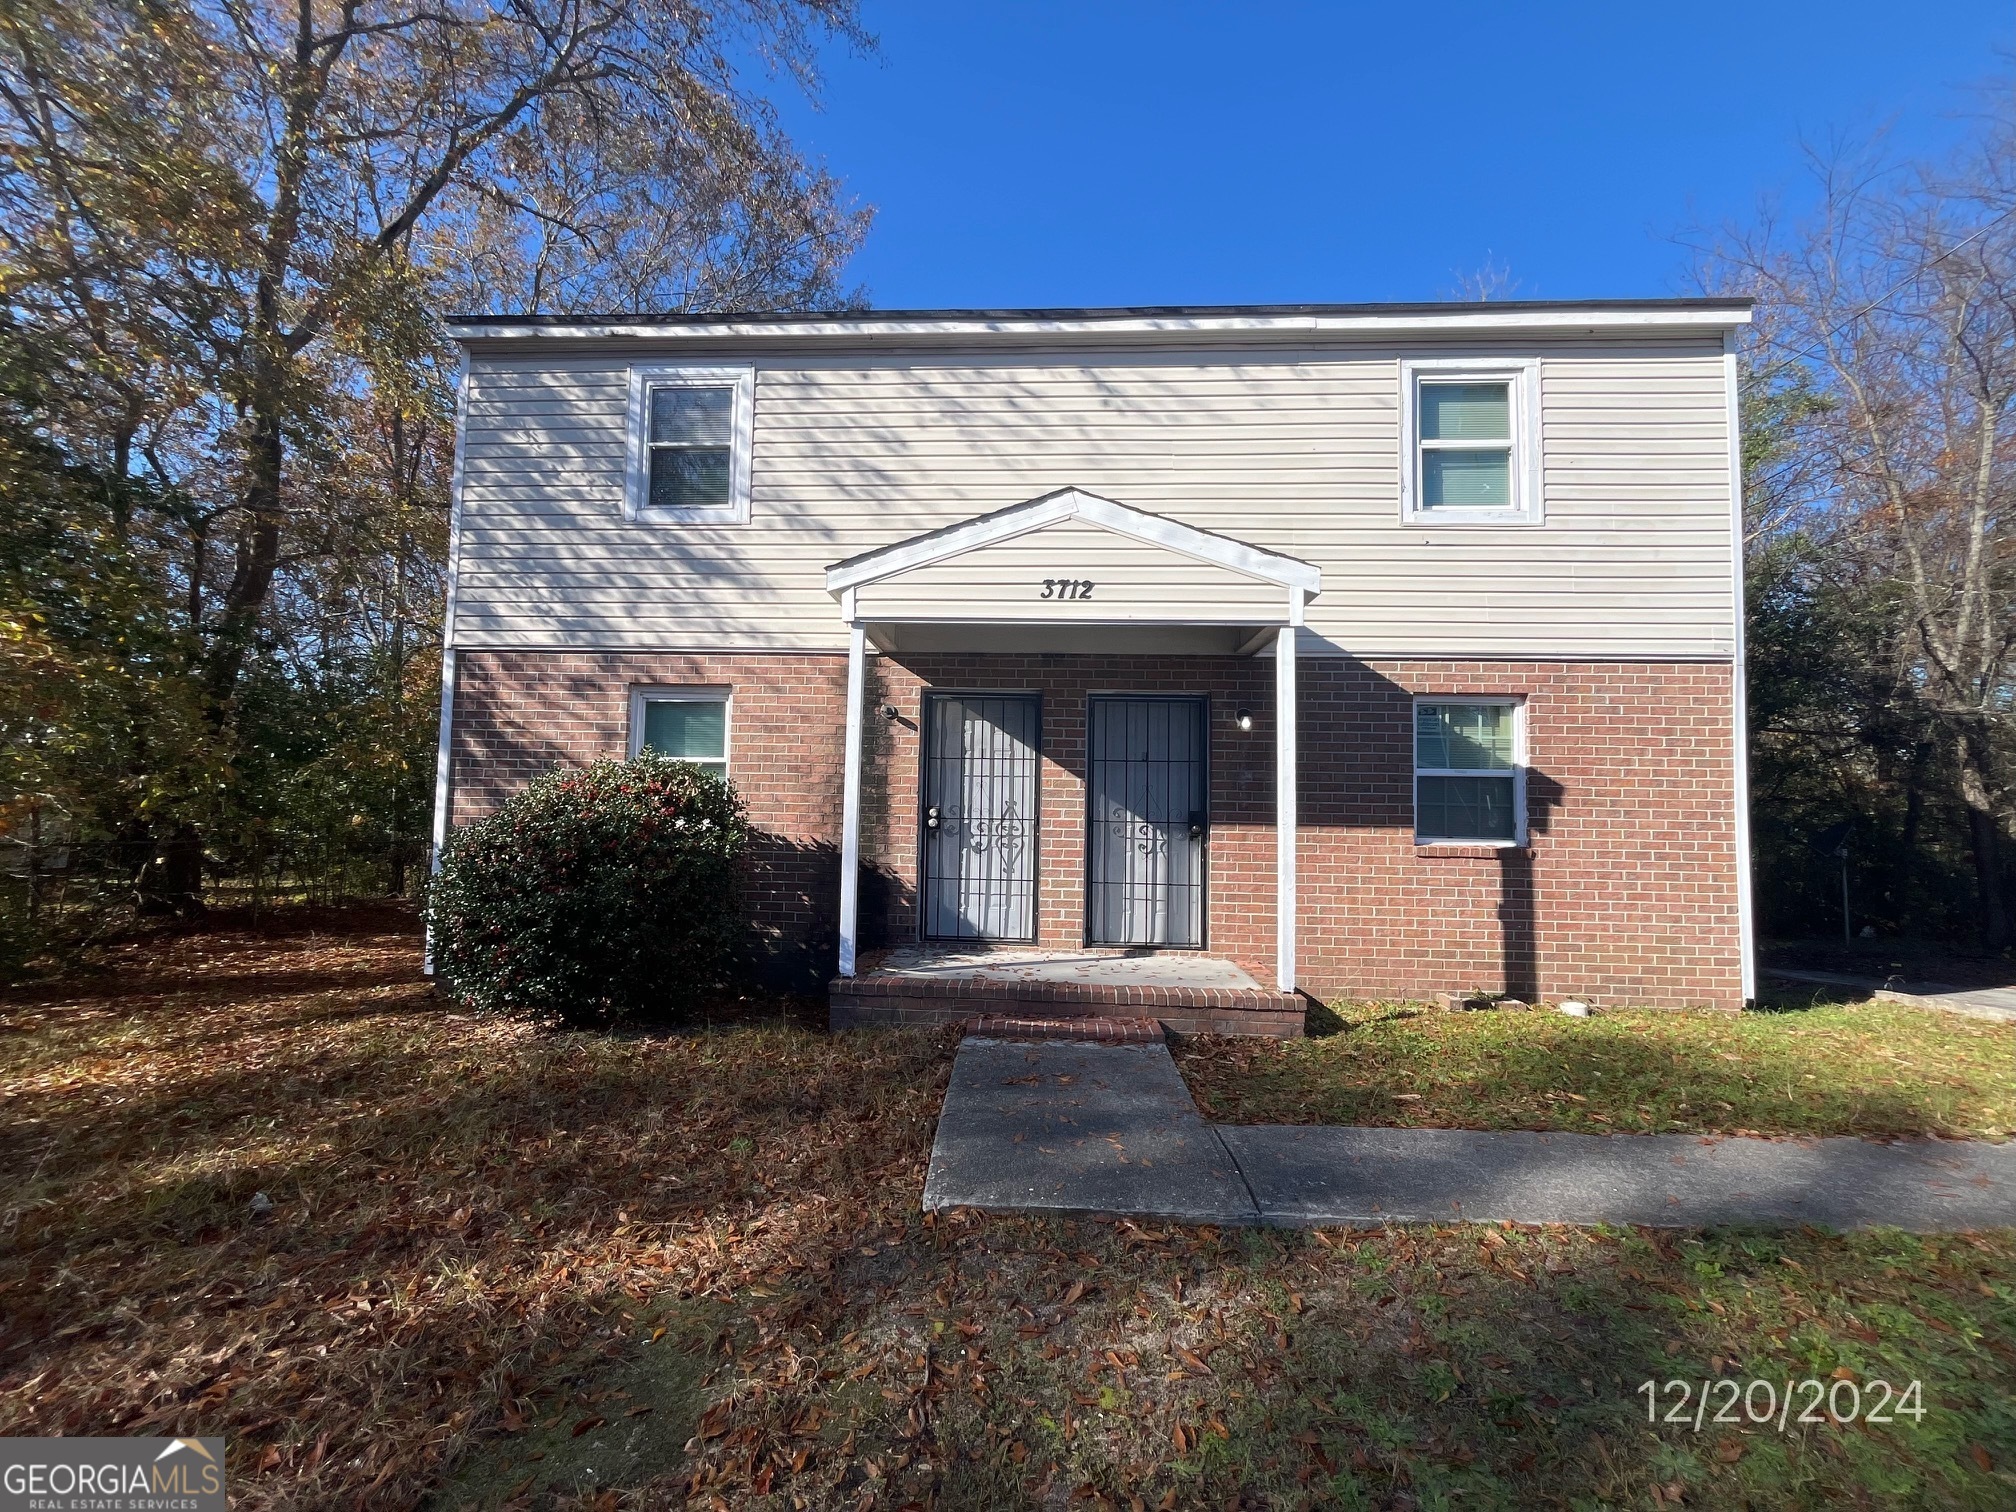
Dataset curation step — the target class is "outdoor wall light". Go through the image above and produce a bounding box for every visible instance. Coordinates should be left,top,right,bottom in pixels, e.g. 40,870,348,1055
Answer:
1234,708,1254,732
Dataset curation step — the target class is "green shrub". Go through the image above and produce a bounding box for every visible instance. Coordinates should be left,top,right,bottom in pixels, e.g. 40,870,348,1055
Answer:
425,754,750,1026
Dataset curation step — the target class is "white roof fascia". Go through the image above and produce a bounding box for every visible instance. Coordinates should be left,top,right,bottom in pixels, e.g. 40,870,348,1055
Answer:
448,306,1752,345
824,488,1322,597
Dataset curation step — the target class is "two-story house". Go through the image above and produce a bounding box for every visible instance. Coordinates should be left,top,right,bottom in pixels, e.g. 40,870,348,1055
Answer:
433,299,1755,1033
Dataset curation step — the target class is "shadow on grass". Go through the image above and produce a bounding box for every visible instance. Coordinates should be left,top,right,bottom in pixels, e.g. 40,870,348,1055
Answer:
431,1298,726,1511
6,927,2012,1512
1749,983,1875,1015
793,1219,1999,1508
1304,999,1424,1038
0,955,956,1508
807,1212,2016,1512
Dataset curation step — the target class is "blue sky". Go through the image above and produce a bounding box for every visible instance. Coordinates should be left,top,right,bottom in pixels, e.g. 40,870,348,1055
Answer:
769,1,2014,309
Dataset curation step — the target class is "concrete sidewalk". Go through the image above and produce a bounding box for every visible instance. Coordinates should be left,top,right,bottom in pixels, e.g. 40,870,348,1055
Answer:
924,1036,2016,1231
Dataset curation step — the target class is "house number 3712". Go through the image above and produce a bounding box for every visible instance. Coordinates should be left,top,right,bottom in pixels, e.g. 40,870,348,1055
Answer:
1039,578,1096,600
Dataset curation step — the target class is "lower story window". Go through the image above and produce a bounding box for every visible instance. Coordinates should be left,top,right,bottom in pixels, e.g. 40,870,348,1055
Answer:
631,688,729,771
1414,699,1522,843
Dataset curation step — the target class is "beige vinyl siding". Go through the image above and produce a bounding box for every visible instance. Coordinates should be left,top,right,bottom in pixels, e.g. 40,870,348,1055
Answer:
451,337,1735,658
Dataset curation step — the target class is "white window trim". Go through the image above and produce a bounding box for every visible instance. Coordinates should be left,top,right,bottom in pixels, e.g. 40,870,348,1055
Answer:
1412,695,1527,846
629,685,732,770
1398,357,1543,526
625,365,755,525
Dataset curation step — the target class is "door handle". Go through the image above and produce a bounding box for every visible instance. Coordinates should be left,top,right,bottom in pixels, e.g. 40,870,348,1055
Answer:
1188,810,1207,840
925,805,942,832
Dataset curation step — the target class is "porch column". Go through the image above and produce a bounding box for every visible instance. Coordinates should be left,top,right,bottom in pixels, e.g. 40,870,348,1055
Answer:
838,620,867,977
1275,622,1298,994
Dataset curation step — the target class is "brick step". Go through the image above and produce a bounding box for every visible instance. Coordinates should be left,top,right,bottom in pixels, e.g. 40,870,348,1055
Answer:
830,983,1304,1037
966,1013,1165,1045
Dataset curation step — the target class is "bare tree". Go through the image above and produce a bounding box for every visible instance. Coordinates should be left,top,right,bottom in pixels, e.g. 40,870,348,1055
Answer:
1714,136,2016,945
1446,253,1522,302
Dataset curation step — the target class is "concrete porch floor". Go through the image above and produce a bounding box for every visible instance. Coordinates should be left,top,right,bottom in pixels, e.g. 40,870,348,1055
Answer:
869,945,1265,990
829,944,1305,1037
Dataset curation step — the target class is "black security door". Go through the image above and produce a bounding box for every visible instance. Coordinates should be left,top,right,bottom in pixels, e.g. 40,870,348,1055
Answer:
1086,696,1207,947
920,694,1040,941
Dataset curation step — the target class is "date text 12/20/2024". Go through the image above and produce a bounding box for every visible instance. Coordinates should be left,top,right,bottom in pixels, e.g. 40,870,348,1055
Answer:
1641,1377,1924,1432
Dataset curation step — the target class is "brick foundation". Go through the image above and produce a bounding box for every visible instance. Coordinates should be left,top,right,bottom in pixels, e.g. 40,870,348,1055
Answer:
447,649,1745,1011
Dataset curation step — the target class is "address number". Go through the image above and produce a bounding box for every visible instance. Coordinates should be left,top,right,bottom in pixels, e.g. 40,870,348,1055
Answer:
1040,578,1096,600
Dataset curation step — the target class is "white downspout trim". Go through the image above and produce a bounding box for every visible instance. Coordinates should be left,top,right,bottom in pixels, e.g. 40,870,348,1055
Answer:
838,621,867,978
1275,624,1298,994
424,358,472,974
1723,338,1757,1004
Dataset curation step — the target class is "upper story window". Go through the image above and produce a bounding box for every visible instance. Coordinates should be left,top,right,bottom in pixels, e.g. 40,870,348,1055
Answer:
1414,698,1525,845
1399,359,1541,526
630,687,730,771
625,365,754,524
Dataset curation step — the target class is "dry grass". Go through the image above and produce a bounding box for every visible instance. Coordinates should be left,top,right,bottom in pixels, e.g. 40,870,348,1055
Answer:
1178,995,2016,1139
0,912,951,1508
4,917,2014,1510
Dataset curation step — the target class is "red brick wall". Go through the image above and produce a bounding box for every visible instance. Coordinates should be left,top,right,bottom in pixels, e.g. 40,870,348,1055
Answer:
449,651,851,987
1298,658,1744,1011
448,650,1744,1008
861,655,1279,983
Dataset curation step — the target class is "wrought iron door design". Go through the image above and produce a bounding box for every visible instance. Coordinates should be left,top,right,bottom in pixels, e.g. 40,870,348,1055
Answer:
1087,697,1207,947
921,695,1040,941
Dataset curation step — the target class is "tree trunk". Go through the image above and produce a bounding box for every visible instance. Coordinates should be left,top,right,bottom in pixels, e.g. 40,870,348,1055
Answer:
1898,744,1927,925
137,824,207,920
206,392,287,710
1957,734,2011,950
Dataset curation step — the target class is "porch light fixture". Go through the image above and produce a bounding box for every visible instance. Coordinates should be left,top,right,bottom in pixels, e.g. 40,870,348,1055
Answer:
1234,708,1254,732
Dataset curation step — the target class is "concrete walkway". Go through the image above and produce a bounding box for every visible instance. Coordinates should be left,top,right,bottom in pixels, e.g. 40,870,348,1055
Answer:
923,1038,1257,1224
1764,966,2016,1024
924,1036,2016,1231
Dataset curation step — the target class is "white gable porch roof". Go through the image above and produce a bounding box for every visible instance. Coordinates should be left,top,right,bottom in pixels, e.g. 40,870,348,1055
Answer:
824,488,1321,633
825,488,1314,992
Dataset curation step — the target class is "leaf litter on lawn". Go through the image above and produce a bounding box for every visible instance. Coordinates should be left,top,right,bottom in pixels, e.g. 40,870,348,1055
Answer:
4,915,2014,1510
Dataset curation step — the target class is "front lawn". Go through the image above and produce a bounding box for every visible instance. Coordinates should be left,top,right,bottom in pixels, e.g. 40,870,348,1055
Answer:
1178,996,2016,1140
2,919,2013,1510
